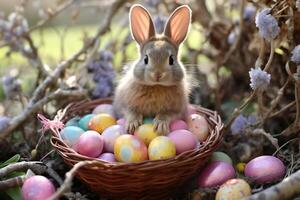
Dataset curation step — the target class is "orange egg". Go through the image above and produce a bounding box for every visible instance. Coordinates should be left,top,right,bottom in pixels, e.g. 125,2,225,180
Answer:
88,114,116,133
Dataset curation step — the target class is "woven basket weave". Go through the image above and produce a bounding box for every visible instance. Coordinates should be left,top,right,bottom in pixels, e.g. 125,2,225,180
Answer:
50,98,224,200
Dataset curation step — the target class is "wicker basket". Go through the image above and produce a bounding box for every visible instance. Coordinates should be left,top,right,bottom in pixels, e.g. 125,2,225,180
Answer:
50,98,224,200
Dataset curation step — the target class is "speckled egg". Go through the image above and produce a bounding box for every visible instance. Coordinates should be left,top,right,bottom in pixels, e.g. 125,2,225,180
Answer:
215,179,251,200
98,153,116,163
65,117,80,127
188,114,209,141
21,175,55,200
198,161,236,188
92,104,116,117
102,125,125,152
168,129,197,154
60,126,84,147
117,118,126,126
143,117,154,124
75,130,104,158
170,120,188,131
245,155,285,184
114,135,148,163
134,124,158,146
210,151,233,165
148,136,176,160
89,114,116,133
78,114,95,131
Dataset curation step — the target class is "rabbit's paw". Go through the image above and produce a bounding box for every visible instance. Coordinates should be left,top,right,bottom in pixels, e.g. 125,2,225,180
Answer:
125,113,142,134
153,116,170,135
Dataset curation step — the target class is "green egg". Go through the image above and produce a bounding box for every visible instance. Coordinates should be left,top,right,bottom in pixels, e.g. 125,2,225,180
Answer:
65,117,80,127
210,151,233,165
143,117,154,124
78,114,95,131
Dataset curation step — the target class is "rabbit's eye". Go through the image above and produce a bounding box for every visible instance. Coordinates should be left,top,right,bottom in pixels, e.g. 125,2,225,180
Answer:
169,55,174,65
144,55,148,65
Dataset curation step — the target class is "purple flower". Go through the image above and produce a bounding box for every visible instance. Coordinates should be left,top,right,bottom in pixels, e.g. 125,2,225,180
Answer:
249,68,271,90
231,114,256,135
243,5,256,21
291,45,300,63
255,8,280,41
0,116,11,131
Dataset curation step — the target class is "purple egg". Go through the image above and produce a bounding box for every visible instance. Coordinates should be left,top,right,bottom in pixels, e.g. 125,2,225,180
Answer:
117,118,126,127
92,104,116,117
198,161,236,188
170,120,188,131
102,125,125,152
75,131,104,158
22,175,55,200
168,129,197,154
245,155,285,184
98,153,116,162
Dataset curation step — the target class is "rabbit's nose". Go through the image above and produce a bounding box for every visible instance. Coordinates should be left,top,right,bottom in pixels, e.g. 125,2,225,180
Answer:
151,72,163,81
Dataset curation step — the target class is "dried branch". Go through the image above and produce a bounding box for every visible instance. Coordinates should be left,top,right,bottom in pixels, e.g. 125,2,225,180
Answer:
246,169,300,200
0,176,25,191
0,161,44,177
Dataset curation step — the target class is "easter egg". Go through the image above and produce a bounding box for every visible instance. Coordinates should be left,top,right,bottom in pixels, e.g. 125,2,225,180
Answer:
92,104,116,117
210,151,233,165
75,130,104,157
98,153,116,162
170,120,188,131
143,117,154,124
245,155,285,184
102,125,125,152
114,135,148,163
65,117,80,127
134,124,158,146
148,136,176,160
60,126,84,147
21,175,55,200
188,114,209,141
117,118,126,126
216,179,251,200
89,114,116,133
187,104,197,115
78,114,95,131
198,161,236,188
168,129,197,154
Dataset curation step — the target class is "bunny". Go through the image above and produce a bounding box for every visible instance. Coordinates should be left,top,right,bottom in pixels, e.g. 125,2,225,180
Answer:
113,4,192,135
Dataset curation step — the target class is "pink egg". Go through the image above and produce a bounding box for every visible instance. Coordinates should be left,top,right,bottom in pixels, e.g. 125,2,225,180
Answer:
102,125,125,152
75,131,104,157
170,120,188,131
92,104,116,117
168,129,197,154
117,118,126,127
245,155,285,184
22,175,55,200
188,114,209,141
98,153,116,162
198,161,236,188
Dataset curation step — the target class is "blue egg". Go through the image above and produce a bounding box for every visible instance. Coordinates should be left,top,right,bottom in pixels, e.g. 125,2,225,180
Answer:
143,117,154,124
65,117,80,127
60,126,84,147
78,114,95,131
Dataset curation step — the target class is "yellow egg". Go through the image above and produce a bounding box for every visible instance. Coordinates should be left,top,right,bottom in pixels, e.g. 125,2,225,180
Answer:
148,136,176,160
114,135,148,163
88,114,116,133
215,179,251,200
236,162,246,173
134,124,158,146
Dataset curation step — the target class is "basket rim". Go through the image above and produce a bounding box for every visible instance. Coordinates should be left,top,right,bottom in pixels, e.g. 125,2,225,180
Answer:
50,98,224,167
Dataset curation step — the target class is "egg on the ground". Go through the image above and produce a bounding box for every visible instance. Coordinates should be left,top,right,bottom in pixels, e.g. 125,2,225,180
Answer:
215,179,251,200
134,124,158,146
60,126,84,147
245,155,285,184
88,114,116,133
114,135,148,163
75,130,104,157
198,161,236,188
148,136,176,160
168,129,197,154
210,151,233,165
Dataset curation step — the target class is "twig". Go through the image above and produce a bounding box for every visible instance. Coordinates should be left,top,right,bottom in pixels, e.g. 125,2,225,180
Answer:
48,160,99,200
269,101,296,118
246,169,300,200
0,161,44,178
0,176,25,191
263,40,275,72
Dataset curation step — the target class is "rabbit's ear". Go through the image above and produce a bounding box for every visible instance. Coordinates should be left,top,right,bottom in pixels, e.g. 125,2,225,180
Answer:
130,4,155,46
164,5,191,46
